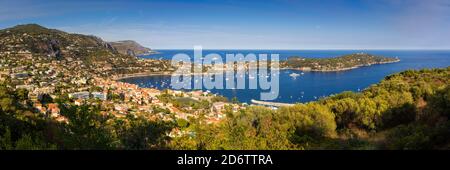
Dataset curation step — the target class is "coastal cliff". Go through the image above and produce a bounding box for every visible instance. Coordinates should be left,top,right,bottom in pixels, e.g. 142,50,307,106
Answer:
109,40,155,57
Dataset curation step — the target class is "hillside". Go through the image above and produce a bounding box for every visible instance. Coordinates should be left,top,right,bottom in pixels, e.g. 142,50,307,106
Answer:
109,40,154,56
282,53,400,71
0,24,172,78
0,24,119,61
0,67,448,150
170,67,450,150
0,24,448,150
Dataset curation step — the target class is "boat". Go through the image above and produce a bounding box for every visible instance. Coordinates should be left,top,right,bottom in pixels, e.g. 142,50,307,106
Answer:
289,73,300,78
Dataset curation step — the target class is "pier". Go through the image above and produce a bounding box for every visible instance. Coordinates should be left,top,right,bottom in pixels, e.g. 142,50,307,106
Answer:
251,99,295,107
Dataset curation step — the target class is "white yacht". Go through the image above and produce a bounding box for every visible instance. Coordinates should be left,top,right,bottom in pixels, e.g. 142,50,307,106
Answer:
289,72,300,78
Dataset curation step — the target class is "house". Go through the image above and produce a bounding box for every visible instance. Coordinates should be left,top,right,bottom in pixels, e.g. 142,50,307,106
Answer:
34,102,43,110
172,90,183,96
92,92,107,100
55,116,69,123
34,87,55,95
146,89,161,98
206,117,221,124
74,99,83,106
190,90,204,97
47,103,60,118
11,72,29,79
114,104,129,114
75,78,87,85
69,91,90,99
15,84,35,91
212,102,226,112
39,107,47,114
298,67,312,71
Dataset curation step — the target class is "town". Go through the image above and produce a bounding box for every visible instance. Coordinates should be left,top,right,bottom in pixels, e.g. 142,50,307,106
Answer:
0,24,244,138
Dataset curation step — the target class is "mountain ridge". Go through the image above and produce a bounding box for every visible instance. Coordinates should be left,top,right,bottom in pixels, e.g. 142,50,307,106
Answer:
0,24,172,78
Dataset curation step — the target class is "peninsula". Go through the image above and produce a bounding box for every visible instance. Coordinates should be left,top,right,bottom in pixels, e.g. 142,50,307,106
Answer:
109,40,157,57
281,53,400,71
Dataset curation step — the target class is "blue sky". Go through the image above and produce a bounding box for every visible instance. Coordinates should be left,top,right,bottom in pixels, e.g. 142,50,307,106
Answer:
1,0,450,49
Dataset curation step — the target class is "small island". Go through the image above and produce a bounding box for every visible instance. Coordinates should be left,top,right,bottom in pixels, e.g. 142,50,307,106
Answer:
281,53,400,72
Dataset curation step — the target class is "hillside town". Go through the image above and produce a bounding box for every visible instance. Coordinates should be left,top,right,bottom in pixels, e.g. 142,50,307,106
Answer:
0,24,241,138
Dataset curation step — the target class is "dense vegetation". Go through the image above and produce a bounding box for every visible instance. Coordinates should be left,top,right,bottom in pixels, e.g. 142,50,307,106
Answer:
282,53,400,71
0,84,173,149
1,67,449,150
170,67,450,150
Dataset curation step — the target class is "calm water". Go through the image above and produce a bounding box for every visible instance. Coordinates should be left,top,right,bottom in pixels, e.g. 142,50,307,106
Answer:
121,50,450,104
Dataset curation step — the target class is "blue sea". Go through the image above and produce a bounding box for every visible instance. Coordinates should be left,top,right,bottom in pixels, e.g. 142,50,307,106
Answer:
121,50,450,104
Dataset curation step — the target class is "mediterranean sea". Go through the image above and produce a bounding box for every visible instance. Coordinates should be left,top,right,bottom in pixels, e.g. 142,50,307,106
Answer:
120,50,450,104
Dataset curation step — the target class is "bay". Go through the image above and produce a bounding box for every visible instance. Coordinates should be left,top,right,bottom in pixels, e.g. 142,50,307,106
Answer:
120,50,450,104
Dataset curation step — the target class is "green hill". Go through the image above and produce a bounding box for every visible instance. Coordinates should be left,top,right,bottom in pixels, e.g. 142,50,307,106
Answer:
170,67,450,150
0,24,171,78
282,53,400,71
2,67,448,150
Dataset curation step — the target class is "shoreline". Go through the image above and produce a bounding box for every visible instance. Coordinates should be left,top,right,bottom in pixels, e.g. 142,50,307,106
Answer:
112,59,404,105
114,71,173,81
114,71,210,81
137,50,160,57
285,59,400,72
114,59,401,80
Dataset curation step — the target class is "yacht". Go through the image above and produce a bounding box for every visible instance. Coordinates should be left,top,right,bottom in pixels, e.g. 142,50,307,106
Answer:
289,72,300,78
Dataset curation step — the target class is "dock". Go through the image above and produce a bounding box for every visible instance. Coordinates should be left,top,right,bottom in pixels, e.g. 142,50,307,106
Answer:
251,99,294,107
